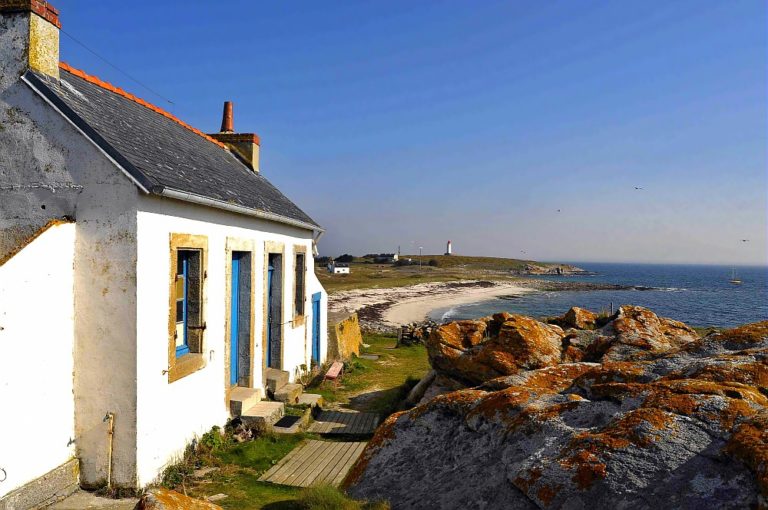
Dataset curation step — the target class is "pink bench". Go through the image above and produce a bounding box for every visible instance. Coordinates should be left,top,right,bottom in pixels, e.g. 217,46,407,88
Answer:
324,361,344,382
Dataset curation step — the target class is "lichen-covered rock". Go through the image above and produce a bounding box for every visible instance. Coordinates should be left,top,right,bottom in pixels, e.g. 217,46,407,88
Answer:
425,314,564,385
348,315,768,510
562,306,599,329
593,305,699,361
134,488,222,510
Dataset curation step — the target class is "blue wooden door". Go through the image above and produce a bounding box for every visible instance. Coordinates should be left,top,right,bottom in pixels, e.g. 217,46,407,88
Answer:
267,263,274,367
311,292,322,363
230,253,241,386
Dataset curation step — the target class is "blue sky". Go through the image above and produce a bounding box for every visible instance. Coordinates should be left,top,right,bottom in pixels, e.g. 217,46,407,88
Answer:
56,0,766,265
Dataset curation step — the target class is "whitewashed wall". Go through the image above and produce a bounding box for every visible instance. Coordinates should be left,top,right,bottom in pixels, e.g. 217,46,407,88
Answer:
134,195,325,486
0,223,76,499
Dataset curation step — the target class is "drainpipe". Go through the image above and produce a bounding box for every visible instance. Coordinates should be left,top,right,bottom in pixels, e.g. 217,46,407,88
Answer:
104,412,115,489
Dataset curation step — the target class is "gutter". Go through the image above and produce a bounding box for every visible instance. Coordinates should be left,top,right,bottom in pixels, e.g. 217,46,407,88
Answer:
159,188,324,235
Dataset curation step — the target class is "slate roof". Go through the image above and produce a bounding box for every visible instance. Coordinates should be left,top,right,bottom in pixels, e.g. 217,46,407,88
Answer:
25,65,320,230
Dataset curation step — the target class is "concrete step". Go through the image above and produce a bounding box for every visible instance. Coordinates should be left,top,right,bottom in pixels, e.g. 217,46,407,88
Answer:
265,368,290,394
298,393,324,409
229,386,262,416
274,383,303,404
241,401,284,431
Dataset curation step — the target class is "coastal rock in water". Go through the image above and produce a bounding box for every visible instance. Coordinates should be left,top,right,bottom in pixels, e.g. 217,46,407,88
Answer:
347,316,768,509
425,314,564,385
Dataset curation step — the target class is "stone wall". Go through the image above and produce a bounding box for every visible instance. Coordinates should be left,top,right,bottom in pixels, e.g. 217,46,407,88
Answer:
327,311,362,360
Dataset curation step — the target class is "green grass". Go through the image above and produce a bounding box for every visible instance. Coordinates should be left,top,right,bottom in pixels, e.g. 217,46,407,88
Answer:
213,433,312,472
162,332,425,509
173,432,382,509
307,333,430,416
315,254,545,293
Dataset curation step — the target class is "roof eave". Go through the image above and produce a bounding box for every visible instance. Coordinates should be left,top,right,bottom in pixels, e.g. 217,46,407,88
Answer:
158,187,324,233
21,71,156,194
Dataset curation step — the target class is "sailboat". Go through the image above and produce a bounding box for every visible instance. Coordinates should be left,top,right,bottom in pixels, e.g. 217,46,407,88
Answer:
729,268,742,285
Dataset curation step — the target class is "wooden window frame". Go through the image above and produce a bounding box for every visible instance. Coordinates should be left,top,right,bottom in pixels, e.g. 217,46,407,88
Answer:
168,233,208,383
292,245,307,327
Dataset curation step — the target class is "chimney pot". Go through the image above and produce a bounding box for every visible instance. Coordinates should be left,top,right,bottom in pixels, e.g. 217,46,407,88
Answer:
220,101,233,133
209,102,260,172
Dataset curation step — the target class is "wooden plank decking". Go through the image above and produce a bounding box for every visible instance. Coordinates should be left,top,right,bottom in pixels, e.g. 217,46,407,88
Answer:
259,440,368,487
308,410,379,435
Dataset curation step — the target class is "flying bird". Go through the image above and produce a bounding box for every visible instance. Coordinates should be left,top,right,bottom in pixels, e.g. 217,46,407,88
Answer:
741,239,750,242
557,209,561,213
634,186,643,190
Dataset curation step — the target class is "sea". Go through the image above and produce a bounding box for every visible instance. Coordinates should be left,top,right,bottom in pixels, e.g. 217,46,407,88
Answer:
429,263,768,328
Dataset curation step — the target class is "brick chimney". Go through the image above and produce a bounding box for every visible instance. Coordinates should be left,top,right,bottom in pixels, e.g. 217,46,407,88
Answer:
0,0,61,80
209,101,260,172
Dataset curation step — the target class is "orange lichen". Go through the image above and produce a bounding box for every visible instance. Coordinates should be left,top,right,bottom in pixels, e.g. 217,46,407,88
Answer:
410,389,487,420
537,484,558,505
513,467,542,492
58,62,228,150
560,448,608,490
715,322,768,346
724,412,768,500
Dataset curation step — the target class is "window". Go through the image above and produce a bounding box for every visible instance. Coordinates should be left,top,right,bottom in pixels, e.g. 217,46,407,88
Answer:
294,252,305,317
174,249,202,357
168,234,208,383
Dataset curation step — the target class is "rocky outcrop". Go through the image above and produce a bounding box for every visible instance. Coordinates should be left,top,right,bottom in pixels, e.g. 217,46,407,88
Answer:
555,306,599,330
347,308,768,509
425,313,565,386
519,263,589,275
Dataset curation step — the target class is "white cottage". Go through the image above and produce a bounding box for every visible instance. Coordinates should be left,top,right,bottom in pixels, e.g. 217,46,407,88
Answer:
0,1,328,506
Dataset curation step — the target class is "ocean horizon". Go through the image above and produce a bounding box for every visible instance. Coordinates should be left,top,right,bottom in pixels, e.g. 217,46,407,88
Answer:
429,262,768,328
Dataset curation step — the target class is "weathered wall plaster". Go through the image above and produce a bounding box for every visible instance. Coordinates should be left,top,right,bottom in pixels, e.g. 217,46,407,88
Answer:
1,10,140,489
0,222,76,500
134,195,326,486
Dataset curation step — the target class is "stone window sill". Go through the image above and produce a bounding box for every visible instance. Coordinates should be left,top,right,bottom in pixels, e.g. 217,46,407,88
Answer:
168,353,206,383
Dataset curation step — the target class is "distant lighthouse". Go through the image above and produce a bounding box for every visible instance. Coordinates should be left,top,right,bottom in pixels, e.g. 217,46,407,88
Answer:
445,240,452,256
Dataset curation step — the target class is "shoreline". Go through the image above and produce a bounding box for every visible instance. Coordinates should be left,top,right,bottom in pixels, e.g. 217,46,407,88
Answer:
327,278,632,332
382,284,533,326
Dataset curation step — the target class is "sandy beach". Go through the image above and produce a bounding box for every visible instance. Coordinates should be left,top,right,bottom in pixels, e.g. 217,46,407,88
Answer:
327,280,533,330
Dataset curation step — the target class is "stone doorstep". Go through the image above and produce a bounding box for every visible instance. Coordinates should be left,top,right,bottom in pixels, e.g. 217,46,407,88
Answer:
274,383,303,404
265,368,290,393
229,386,262,416
298,393,324,409
240,401,284,429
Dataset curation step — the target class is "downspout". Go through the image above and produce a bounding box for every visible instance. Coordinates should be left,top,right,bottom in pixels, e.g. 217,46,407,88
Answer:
103,412,115,489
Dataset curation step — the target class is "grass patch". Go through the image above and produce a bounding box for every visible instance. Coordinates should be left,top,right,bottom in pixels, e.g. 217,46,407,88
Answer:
295,484,389,510
307,333,429,416
157,333,426,509
214,433,312,472
315,256,540,293
163,430,387,510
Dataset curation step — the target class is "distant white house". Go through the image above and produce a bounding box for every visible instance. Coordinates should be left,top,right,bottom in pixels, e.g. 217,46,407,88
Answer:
328,262,351,274
0,1,328,505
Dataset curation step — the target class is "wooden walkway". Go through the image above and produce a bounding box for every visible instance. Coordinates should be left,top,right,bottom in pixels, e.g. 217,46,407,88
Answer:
308,410,379,435
259,440,367,487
